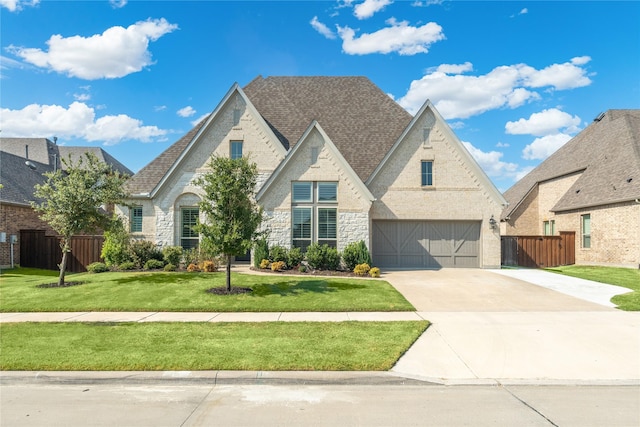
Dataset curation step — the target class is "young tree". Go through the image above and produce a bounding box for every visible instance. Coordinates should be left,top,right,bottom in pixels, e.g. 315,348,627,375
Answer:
32,153,129,286
195,155,263,292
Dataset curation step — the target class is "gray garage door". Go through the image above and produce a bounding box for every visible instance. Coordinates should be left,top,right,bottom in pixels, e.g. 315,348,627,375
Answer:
372,220,480,268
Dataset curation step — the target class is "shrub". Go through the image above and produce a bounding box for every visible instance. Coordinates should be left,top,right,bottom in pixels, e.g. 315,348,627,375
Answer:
271,261,286,272
118,261,136,271
353,263,371,276
342,241,372,271
254,238,269,268
182,248,199,266
369,267,380,278
201,260,217,272
162,246,183,266
299,265,307,273
259,259,270,269
131,240,163,269
164,263,177,272
187,263,200,272
269,245,288,264
305,243,340,270
86,262,108,273
101,218,132,267
144,259,165,270
287,247,304,268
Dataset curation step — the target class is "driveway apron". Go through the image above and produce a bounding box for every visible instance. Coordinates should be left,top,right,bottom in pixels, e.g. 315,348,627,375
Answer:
385,269,640,383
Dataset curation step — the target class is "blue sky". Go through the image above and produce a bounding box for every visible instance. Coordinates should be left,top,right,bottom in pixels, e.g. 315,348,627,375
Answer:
1,0,639,191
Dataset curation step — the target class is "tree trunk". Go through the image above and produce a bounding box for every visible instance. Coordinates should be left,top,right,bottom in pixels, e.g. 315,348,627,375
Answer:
226,255,232,292
58,240,70,287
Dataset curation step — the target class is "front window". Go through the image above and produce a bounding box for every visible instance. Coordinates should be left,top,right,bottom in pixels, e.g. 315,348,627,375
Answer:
130,206,142,233
230,141,243,160
181,207,199,249
581,214,591,248
291,182,338,250
421,161,433,186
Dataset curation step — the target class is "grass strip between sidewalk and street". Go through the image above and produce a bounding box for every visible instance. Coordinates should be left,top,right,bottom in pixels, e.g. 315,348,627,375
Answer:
0,268,414,312
546,265,640,311
0,321,429,371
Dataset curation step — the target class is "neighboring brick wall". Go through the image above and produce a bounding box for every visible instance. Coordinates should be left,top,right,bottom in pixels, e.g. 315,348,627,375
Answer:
503,186,539,235
0,203,55,267
557,202,640,268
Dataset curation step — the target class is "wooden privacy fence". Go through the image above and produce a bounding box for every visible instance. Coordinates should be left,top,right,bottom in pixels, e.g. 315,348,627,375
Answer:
20,230,104,273
501,232,575,268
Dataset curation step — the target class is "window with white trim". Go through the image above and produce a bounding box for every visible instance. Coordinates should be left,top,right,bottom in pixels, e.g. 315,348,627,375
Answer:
181,207,199,249
581,214,591,249
130,206,142,233
543,220,555,236
291,182,337,251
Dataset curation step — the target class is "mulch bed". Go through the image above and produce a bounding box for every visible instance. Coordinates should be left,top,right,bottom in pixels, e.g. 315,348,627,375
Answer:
36,281,85,288
249,266,358,278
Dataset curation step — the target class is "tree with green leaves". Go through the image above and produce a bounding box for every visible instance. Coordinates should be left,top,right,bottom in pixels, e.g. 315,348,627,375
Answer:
194,155,263,292
32,153,129,286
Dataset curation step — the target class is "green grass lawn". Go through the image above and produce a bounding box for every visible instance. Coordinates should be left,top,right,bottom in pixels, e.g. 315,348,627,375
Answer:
547,265,640,311
0,268,414,312
0,321,429,371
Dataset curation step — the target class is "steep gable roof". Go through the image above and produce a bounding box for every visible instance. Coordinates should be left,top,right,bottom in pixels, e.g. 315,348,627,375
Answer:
243,76,413,181
58,146,133,176
502,109,640,218
128,76,413,196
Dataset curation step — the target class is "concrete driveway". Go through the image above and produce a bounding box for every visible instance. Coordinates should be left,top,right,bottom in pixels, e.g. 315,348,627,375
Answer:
385,269,640,383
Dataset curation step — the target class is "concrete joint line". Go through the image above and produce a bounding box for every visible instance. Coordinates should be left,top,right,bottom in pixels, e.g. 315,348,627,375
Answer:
179,383,216,427
502,384,559,427
137,312,158,322
433,325,479,379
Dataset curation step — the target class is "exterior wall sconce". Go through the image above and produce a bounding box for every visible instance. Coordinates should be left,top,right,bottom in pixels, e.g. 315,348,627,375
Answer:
489,215,497,229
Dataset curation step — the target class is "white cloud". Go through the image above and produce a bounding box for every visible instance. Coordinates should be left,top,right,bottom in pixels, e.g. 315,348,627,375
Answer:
109,0,127,8
337,19,445,55
496,142,510,148
73,93,91,102
462,141,518,178
353,0,392,20
522,134,572,160
505,108,581,136
9,18,178,80
519,8,528,15
0,102,167,145
310,16,336,40
177,106,196,118
412,0,443,6
396,58,592,118
0,0,38,12
154,105,167,112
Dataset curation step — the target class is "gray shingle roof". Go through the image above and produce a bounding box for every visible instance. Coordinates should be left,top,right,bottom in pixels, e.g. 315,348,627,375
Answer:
58,146,133,176
502,109,640,218
0,151,54,206
126,76,413,195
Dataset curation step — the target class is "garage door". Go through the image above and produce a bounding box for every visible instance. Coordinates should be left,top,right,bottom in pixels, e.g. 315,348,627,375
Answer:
372,221,480,268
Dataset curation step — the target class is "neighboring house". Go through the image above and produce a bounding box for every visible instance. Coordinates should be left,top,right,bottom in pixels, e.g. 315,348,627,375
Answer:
123,76,506,269
0,138,133,268
501,110,640,268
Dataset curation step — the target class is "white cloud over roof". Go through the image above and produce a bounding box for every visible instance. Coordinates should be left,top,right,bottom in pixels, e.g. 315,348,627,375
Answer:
337,19,444,55
310,16,337,39
177,106,196,118
353,0,393,20
505,108,582,137
0,0,39,12
397,58,592,118
0,102,167,145
8,18,178,80
522,134,573,160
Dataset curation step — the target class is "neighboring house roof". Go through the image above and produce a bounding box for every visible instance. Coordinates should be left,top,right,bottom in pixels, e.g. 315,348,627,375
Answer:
502,109,640,218
0,151,54,206
127,76,413,196
0,138,133,176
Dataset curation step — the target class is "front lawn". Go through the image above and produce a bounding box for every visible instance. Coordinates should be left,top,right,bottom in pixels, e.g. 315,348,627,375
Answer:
547,265,640,311
0,268,414,312
0,321,429,371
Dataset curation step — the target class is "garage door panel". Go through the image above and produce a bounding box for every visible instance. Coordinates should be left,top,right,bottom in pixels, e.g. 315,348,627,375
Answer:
373,220,480,269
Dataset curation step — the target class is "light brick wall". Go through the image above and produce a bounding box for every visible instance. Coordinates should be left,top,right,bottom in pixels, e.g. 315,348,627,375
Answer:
557,202,640,268
368,112,503,268
260,128,372,252
503,186,539,235
0,203,55,267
